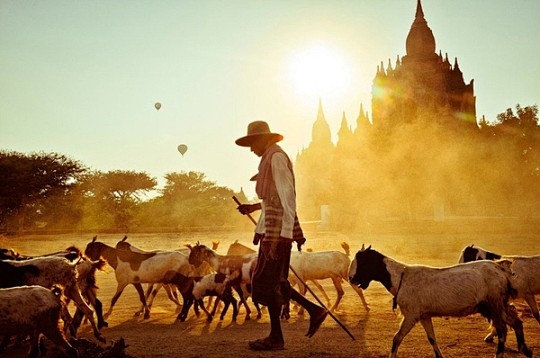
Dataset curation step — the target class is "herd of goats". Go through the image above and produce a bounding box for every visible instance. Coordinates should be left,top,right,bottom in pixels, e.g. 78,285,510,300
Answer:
0,235,538,358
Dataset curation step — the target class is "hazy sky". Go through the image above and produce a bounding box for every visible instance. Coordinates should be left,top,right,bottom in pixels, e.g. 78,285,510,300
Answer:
1,0,539,198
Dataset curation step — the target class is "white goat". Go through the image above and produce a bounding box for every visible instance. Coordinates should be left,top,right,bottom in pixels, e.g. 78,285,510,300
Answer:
349,245,532,358
289,242,369,314
1,256,105,343
114,236,190,315
0,285,78,358
30,246,109,332
192,272,239,322
84,236,192,320
459,245,540,341
117,236,219,314
162,270,239,322
188,242,260,320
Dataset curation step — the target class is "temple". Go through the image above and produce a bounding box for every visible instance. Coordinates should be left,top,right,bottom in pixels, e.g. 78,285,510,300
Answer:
372,0,476,129
295,0,480,223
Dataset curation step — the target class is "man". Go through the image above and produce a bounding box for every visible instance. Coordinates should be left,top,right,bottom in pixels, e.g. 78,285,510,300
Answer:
235,120,328,351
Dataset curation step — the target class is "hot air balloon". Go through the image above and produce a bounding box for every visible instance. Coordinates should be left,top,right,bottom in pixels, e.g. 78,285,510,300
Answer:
177,144,188,156
154,102,161,110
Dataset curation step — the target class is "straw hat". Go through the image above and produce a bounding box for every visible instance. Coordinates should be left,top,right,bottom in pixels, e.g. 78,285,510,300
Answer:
235,120,283,147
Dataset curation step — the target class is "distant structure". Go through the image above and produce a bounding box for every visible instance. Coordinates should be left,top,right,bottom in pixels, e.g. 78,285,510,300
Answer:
295,0,479,223
372,0,476,129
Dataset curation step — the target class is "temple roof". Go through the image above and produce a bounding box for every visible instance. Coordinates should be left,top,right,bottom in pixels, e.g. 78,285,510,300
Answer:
405,0,436,57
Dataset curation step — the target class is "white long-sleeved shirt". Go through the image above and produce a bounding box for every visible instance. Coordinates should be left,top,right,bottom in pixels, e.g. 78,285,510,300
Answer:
255,151,296,239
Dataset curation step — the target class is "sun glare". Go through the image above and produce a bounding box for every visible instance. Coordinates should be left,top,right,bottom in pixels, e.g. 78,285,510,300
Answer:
288,43,352,101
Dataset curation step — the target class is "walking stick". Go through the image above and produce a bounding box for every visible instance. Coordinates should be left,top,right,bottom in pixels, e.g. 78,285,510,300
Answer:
232,196,356,341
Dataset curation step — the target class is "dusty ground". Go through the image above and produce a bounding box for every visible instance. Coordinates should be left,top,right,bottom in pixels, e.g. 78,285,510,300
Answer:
1,228,539,357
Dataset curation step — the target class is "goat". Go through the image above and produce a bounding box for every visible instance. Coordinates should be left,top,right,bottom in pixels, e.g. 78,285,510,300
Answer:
188,242,260,320
39,246,109,332
84,236,192,320
154,271,201,322
227,240,369,315
69,255,108,332
0,248,20,260
226,240,256,256
114,237,220,315
459,244,540,341
0,256,105,343
349,245,532,358
176,271,239,322
114,236,187,315
289,242,369,314
458,244,502,263
1,246,109,332
0,285,78,358
192,272,239,322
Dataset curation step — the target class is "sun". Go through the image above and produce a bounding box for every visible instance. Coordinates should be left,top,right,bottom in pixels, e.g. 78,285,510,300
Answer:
287,43,353,101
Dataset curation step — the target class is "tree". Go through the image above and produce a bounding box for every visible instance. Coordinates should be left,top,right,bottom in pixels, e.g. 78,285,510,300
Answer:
140,171,243,229
496,104,539,127
492,104,540,216
82,170,157,231
0,151,85,233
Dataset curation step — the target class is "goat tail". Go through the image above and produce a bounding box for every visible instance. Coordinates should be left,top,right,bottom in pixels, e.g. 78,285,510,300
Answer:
341,242,350,256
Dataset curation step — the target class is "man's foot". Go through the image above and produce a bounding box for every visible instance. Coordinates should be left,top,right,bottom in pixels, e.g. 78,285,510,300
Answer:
306,308,328,338
248,337,285,351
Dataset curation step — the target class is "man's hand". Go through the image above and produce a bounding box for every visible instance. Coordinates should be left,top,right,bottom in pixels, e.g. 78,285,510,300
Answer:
253,233,263,245
237,203,260,215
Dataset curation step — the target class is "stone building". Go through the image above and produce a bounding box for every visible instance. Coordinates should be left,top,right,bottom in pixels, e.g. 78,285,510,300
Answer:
372,0,476,130
295,0,480,225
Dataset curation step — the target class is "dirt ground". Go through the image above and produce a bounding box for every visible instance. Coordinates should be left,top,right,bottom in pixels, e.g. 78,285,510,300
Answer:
1,229,539,357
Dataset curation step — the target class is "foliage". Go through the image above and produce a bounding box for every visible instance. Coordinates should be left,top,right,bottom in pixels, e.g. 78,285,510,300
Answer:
496,104,539,127
137,171,245,229
0,151,85,232
81,170,157,231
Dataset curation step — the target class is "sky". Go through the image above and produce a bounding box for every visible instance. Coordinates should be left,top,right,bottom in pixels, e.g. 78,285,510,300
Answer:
1,0,539,199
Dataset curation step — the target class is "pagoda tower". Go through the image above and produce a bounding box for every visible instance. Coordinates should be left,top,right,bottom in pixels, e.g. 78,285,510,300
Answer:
371,0,476,129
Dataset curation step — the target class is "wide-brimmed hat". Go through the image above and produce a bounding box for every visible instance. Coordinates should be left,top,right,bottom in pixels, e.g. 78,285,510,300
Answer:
235,120,283,147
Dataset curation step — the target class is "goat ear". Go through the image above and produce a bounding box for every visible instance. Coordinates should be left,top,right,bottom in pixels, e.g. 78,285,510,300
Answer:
360,244,365,251
366,245,371,251
185,244,192,250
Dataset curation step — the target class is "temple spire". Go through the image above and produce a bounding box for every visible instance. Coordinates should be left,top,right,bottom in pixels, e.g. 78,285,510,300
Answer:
311,98,332,145
454,57,461,72
416,0,425,20
337,112,352,148
317,97,325,122
338,112,351,136
406,0,436,57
